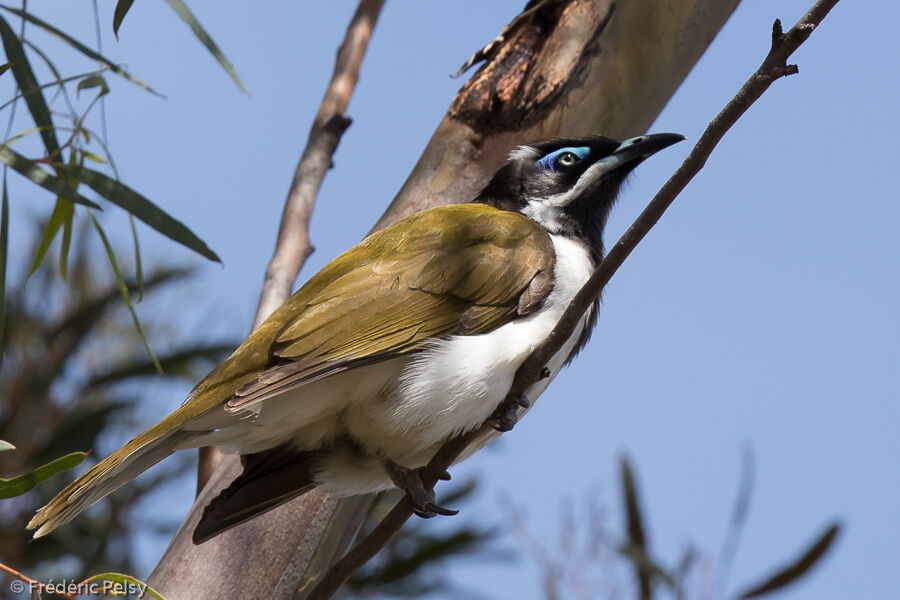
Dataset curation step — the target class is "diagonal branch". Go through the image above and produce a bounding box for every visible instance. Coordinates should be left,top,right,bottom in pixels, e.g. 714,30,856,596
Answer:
196,0,385,494
256,0,386,330
303,0,841,597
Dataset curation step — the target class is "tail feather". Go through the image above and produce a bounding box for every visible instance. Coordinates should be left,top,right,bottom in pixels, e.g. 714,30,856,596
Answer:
27,428,193,538
193,445,317,544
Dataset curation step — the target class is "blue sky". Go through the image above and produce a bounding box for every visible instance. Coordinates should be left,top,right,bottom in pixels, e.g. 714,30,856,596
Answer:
4,1,898,598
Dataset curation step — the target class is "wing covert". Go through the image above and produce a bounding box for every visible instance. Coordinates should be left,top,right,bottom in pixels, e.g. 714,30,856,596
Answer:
192,204,556,412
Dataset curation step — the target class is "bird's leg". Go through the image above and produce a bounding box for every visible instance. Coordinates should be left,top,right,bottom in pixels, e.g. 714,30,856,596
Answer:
488,366,550,431
381,459,458,519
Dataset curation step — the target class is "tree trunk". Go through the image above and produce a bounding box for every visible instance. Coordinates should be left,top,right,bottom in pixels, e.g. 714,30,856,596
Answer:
147,1,740,598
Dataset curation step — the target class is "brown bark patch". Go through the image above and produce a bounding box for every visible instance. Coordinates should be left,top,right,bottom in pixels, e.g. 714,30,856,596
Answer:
449,0,615,134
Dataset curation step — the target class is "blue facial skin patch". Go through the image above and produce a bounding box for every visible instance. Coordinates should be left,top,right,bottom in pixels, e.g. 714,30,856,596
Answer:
536,146,591,172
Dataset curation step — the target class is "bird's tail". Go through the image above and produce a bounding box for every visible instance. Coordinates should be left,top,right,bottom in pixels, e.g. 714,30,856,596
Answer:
27,418,194,538
192,444,317,543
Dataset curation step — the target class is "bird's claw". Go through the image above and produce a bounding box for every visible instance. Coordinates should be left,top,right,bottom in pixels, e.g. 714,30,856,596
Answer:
414,501,460,519
382,460,458,519
487,393,530,432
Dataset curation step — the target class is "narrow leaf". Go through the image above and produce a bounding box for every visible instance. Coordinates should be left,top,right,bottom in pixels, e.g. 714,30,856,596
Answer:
27,197,71,277
737,522,842,599
0,5,160,96
61,164,219,262
88,211,162,373
0,451,87,499
0,68,108,112
163,0,246,93
79,573,166,600
0,59,10,76
0,172,6,372
76,73,108,97
59,196,74,279
81,150,105,163
0,440,14,452
0,145,100,208
112,0,136,38
0,14,60,157
128,214,143,300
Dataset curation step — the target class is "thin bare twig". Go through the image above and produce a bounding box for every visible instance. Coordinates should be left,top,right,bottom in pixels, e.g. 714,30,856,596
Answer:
196,0,385,493
303,0,841,597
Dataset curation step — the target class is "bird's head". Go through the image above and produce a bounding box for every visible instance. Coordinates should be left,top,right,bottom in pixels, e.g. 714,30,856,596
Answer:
475,133,684,261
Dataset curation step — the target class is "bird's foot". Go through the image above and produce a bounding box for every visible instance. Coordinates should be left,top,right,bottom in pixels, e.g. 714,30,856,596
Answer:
487,392,532,432
382,459,458,518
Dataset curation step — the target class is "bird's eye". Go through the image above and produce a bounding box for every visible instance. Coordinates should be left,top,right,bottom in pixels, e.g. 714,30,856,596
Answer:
556,152,579,167
536,146,590,172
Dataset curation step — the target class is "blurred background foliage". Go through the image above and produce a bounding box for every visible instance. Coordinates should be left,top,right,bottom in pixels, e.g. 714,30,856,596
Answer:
0,219,234,577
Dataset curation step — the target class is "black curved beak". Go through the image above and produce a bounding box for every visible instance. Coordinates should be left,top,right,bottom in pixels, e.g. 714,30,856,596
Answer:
607,132,686,167
566,133,684,204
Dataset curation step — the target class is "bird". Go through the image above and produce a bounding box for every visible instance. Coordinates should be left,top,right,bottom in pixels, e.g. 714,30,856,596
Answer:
28,132,683,543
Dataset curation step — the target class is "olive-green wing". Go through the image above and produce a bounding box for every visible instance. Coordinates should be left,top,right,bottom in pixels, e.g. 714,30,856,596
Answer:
189,204,555,414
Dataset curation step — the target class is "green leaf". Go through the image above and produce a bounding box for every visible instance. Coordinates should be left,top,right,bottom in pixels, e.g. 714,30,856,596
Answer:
128,214,143,300
81,150,106,164
0,59,10,76
0,67,109,112
737,522,842,599
0,14,60,158
113,0,136,38
163,0,247,93
60,164,220,262
27,197,73,278
79,573,166,600
88,211,162,374
76,73,108,98
59,196,74,279
0,5,160,96
0,440,14,452
0,172,6,372
0,451,87,499
0,145,100,209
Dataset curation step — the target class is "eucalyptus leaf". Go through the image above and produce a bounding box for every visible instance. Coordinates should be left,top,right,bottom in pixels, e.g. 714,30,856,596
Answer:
163,0,246,93
81,150,105,163
0,14,60,158
0,451,87,499
79,573,166,600
0,145,99,208
61,164,219,262
76,74,108,97
0,5,160,96
112,0,136,38
129,214,143,300
737,523,842,599
27,197,72,278
0,68,108,112
59,194,74,279
0,173,6,372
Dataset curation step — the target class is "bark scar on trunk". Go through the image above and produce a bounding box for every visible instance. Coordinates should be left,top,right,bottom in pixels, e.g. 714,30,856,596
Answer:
450,0,616,133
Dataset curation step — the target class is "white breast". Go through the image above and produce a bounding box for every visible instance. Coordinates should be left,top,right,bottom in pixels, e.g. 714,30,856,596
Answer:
385,234,596,450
